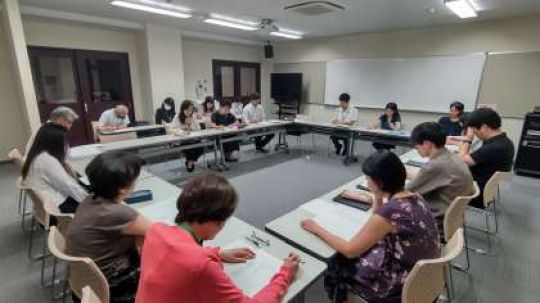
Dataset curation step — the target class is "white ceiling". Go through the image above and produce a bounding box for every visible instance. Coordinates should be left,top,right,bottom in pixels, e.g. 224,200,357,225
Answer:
19,0,540,42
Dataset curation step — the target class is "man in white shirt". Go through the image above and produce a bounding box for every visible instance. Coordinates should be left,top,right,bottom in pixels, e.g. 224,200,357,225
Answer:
25,106,79,157
243,93,274,153
98,105,130,131
232,97,244,120
331,93,358,155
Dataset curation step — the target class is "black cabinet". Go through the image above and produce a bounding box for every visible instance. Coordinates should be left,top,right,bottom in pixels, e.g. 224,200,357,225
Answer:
515,112,540,178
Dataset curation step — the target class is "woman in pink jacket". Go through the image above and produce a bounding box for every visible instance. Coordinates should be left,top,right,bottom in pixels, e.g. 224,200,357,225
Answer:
136,172,300,303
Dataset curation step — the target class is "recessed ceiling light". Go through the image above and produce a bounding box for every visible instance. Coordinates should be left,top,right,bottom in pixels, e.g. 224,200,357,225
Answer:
203,18,258,31
110,0,192,19
209,13,259,26
270,31,303,39
444,0,478,19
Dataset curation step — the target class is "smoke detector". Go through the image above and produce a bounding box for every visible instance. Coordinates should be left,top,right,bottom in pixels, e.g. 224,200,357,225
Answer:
284,1,345,16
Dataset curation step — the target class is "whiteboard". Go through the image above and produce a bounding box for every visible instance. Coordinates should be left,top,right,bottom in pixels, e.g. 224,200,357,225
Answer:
324,54,486,113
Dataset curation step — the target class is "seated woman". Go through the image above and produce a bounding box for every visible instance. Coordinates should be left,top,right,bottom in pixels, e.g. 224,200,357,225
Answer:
201,96,217,127
155,97,176,125
211,99,242,162
170,100,205,172
301,151,440,303
371,102,402,150
22,123,87,213
439,101,466,137
136,172,300,303
66,151,152,303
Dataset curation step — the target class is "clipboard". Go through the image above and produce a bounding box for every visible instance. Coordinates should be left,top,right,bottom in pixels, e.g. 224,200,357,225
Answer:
332,194,371,211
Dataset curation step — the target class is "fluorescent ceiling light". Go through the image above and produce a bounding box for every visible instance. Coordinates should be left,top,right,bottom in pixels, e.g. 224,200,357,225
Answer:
270,31,302,39
278,28,303,36
203,18,258,31
110,0,192,19
444,0,478,19
209,13,258,26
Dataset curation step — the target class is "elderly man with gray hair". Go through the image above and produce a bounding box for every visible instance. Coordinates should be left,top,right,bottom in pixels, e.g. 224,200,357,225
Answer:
24,106,79,157
98,104,130,131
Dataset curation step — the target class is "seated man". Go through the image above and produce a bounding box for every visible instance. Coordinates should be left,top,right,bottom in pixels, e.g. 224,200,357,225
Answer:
98,105,130,131
460,108,515,209
211,99,241,162
243,93,274,153
330,93,358,156
406,122,474,236
438,101,466,137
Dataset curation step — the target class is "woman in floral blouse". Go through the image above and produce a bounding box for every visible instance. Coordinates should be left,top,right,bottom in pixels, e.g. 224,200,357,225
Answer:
301,151,440,303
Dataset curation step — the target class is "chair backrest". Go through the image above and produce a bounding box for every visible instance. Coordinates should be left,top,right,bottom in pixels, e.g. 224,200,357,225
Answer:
443,182,480,242
82,286,102,303
402,229,464,303
483,171,511,207
47,227,110,303
8,148,24,168
26,188,59,229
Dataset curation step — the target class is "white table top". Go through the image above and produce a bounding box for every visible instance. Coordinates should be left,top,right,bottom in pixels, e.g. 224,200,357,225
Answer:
70,156,154,180
137,198,326,302
98,124,165,136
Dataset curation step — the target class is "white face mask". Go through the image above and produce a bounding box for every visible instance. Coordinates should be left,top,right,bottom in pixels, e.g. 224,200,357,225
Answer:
164,105,172,111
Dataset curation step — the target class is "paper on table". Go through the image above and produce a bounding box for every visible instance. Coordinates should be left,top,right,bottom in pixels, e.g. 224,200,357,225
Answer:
313,209,370,241
222,239,282,297
300,198,337,215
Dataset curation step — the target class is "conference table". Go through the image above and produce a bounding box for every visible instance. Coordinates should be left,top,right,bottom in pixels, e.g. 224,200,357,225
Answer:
264,148,427,261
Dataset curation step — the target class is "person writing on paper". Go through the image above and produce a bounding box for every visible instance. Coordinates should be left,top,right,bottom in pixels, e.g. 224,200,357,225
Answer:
243,93,275,153
24,106,79,157
136,173,300,303
98,105,130,131
67,151,151,303
406,122,474,238
439,101,466,137
459,108,514,209
232,96,244,120
301,151,440,303
155,97,176,125
212,99,242,162
170,100,204,172
330,93,358,156
22,123,88,213
371,102,401,150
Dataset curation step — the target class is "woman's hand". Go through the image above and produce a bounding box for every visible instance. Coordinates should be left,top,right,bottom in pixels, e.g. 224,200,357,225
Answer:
220,248,256,263
282,253,300,278
300,219,322,236
341,189,372,203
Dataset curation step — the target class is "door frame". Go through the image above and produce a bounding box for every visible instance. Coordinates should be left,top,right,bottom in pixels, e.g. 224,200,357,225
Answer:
212,59,261,105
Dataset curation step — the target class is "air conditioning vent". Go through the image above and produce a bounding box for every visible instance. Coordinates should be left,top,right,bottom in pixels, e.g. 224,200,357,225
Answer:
284,1,345,16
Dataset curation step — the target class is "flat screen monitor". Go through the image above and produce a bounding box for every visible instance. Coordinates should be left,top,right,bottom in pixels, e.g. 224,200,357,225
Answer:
271,73,302,103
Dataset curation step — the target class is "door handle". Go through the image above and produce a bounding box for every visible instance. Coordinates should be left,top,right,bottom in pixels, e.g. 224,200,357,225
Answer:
84,103,88,113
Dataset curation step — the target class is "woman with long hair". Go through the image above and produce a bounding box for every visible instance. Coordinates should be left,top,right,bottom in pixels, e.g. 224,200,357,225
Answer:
22,123,87,213
170,100,204,172
155,97,176,124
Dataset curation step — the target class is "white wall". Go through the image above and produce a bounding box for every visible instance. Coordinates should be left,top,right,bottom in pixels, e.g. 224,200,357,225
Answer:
144,24,184,114
182,38,270,106
22,18,149,120
0,10,29,156
271,14,540,144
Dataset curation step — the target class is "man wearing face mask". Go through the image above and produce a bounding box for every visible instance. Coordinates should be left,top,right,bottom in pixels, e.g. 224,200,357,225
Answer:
98,104,131,131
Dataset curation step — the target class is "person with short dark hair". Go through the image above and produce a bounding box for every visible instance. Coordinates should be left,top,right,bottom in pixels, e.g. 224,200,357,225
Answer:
66,151,151,303
460,108,514,208
406,122,474,236
22,123,87,213
243,93,275,153
155,97,176,124
438,101,466,136
371,102,402,150
136,173,300,303
301,151,440,303
212,100,242,162
170,100,204,172
330,93,358,156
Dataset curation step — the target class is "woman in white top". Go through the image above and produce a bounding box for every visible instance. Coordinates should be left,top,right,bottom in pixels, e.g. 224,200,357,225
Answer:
22,123,87,213
170,100,204,172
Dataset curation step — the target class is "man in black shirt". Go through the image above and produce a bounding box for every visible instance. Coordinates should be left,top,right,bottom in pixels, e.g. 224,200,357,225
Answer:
460,108,514,208
438,101,466,136
211,99,241,162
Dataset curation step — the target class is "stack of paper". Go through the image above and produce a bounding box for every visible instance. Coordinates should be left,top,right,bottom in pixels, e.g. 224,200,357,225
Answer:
222,239,282,296
300,199,371,241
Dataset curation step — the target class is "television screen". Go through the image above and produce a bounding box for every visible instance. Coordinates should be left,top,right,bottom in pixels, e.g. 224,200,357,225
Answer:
271,73,302,102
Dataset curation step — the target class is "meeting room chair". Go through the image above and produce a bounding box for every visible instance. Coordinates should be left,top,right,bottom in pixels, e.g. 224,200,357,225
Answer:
467,171,511,255
81,286,102,303
7,148,31,230
289,115,316,155
48,227,110,303
443,182,480,271
402,228,465,303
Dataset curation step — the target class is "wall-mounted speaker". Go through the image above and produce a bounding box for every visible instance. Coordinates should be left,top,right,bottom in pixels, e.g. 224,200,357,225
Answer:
264,44,274,59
